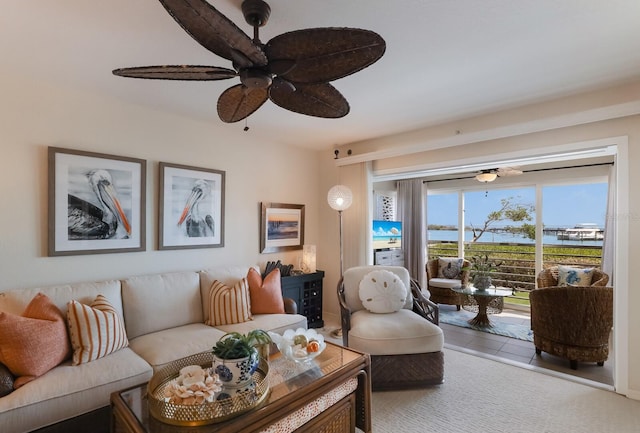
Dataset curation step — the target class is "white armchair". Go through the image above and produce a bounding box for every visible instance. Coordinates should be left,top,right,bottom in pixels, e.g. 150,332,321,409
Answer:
337,266,444,391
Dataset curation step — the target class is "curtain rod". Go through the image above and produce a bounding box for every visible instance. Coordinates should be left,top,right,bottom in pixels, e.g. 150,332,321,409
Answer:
422,162,614,184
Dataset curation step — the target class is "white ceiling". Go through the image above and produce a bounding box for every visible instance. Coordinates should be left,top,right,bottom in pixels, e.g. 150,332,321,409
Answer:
4,0,640,151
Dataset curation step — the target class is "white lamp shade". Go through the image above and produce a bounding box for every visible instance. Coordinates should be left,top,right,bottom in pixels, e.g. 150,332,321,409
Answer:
327,185,353,211
301,244,316,273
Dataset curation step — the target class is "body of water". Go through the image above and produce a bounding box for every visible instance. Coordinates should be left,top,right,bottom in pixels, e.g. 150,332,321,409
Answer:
428,229,604,247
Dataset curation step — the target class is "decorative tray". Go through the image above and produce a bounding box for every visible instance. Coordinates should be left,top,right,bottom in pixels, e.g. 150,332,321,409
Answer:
147,352,269,426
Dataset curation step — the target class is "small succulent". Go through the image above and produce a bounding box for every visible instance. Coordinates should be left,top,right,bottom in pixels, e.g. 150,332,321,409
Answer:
212,329,272,359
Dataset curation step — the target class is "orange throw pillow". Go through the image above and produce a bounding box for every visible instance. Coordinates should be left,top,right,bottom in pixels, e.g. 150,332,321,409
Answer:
247,268,285,314
0,293,71,388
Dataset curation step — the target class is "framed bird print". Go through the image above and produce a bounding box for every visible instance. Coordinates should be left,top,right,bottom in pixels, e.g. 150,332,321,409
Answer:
159,162,225,250
48,147,146,256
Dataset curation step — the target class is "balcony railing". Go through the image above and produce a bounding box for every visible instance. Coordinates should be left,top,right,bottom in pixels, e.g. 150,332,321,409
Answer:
427,241,604,306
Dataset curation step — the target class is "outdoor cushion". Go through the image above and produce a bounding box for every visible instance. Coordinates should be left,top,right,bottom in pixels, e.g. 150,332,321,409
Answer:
557,265,594,287
437,258,463,279
428,278,462,289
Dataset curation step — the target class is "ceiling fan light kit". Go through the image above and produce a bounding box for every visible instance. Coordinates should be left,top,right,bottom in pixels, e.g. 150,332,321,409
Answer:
112,0,386,123
475,171,498,183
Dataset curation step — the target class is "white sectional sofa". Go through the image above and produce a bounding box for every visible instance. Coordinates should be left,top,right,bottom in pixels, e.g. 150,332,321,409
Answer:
0,266,307,433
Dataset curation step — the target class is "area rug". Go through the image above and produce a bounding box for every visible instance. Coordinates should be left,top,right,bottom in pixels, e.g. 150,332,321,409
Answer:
370,348,640,433
439,309,534,342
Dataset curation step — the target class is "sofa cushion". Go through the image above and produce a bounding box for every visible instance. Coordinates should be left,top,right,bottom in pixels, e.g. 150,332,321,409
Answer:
437,257,463,279
358,270,407,313
0,293,71,388
206,279,252,326
122,271,202,339
0,280,123,319
557,265,594,287
0,348,152,433
247,268,285,314
128,323,226,371
67,295,129,365
347,309,444,356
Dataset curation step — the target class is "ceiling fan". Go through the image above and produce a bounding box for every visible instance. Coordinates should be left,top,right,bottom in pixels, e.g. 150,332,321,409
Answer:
112,0,386,123
475,167,523,183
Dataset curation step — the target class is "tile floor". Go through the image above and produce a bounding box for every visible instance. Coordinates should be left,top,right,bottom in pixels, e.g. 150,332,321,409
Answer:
438,304,614,387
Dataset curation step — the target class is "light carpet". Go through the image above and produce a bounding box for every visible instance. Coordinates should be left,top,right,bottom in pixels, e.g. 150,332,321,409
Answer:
439,309,534,342
370,348,640,433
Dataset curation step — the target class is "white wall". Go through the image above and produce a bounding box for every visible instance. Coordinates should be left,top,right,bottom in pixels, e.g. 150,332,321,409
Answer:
0,72,322,290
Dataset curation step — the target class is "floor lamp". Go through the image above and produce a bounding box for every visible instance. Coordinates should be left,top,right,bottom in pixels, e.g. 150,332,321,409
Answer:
327,185,353,338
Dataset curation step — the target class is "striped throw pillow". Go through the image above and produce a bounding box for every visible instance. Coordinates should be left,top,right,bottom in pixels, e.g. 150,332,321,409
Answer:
206,278,252,326
67,295,129,365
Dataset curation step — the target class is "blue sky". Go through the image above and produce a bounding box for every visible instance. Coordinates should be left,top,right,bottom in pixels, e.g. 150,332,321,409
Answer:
427,183,608,228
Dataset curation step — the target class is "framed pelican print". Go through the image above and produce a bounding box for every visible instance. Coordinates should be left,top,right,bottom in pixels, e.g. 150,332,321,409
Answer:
260,202,305,253
159,162,225,250
48,147,146,256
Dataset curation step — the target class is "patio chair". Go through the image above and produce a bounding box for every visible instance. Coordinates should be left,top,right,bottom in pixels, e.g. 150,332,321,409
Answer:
337,265,444,391
530,268,612,369
426,258,471,310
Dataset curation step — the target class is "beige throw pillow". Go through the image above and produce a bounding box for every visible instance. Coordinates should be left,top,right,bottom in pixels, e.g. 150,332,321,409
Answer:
358,270,408,314
206,278,252,326
67,295,129,365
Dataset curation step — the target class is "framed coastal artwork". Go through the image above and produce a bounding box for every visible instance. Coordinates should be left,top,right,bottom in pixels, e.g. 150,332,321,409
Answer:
159,162,225,250
260,202,305,253
48,147,146,256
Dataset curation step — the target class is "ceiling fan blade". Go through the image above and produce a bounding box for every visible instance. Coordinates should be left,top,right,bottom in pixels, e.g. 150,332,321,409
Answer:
112,65,237,80
158,0,267,67
217,84,268,123
265,28,385,84
269,79,349,118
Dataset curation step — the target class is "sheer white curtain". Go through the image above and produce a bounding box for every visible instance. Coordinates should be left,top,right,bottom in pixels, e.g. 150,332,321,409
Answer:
602,164,616,284
397,179,426,288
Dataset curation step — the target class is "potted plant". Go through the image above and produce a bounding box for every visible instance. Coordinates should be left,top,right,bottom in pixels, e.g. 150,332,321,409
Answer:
212,330,272,387
464,255,502,290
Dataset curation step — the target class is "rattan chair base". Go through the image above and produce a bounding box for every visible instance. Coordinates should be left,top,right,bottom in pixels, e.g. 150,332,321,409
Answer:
534,335,609,366
370,351,444,391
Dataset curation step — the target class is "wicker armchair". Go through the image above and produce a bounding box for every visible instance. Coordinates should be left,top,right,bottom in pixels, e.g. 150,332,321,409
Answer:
530,269,613,369
426,258,471,310
337,266,444,391
537,266,609,288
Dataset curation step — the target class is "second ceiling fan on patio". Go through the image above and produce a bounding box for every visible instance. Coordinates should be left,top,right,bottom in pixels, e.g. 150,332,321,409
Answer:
113,0,386,123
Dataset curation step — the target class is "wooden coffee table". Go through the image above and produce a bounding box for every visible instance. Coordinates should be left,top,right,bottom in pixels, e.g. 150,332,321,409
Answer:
110,342,371,433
